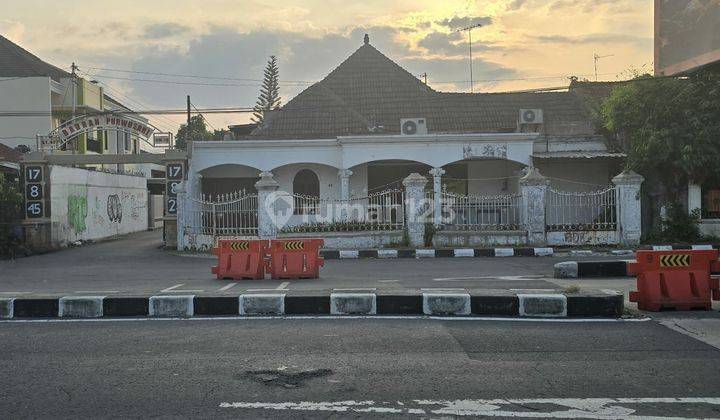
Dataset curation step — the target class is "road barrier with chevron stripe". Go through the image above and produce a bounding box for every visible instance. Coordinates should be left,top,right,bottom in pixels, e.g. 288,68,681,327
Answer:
212,239,268,280
268,238,324,279
629,250,720,311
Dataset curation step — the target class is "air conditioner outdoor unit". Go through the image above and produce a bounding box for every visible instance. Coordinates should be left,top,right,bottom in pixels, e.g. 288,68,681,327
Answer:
400,118,428,135
519,109,543,124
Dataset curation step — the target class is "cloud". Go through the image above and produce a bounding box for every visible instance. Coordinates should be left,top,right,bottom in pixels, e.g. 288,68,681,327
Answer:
142,22,191,39
535,32,652,48
417,31,465,55
436,16,493,30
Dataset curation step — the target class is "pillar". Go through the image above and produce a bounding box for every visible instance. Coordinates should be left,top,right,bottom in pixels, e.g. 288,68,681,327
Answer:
255,171,280,239
519,167,548,245
688,183,702,216
429,167,445,227
338,169,353,221
612,170,644,246
402,173,429,247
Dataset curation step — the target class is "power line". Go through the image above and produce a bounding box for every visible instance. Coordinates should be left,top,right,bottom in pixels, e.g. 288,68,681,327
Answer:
83,66,314,85
192,102,218,132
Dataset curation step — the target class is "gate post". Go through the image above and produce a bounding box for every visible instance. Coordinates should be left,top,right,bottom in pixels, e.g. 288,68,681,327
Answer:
255,172,280,239
519,167,548,245
19,151,52,252
403,173,429,248
429,167,445,227
613,170,644,246
162,149,188,249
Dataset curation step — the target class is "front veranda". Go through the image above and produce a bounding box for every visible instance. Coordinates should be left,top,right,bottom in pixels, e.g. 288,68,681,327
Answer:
177,135,641,250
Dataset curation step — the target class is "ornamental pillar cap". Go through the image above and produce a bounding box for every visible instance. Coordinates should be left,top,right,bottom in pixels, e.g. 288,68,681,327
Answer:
255,171,279,190
402,172,429,187
612,170,644,186
519,166,548,186
429,167,446,177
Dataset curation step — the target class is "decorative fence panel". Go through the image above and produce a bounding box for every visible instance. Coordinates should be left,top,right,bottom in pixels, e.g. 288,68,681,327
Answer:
439,191,522,231
545,187,617,231
283,189,405,232
184,191,258,237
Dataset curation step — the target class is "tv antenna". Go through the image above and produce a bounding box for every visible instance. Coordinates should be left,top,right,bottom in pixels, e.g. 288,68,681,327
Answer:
458,23,483,93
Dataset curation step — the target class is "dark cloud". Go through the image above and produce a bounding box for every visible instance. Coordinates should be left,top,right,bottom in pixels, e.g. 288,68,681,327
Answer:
417,31,464,55
400,56,518,91
506,0,527,10
142,22,191,39
436,16,493,30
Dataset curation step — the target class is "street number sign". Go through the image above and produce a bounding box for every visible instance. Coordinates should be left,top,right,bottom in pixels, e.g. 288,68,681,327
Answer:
25,166,43,182
26,183,43,200
166,197,178,214
26,201,44,218
167,163,184,180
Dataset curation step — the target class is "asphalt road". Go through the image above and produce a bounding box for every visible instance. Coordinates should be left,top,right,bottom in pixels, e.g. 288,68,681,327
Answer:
1,317,720,418
0,230,635,298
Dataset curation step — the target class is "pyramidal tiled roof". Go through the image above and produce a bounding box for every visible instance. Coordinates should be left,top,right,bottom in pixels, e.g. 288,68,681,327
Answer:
0,35,70,79
249,36,598,139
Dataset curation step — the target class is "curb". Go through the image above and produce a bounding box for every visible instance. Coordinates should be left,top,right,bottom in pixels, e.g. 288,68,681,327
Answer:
554,260,634,279
321,247,555,260
0,292,623,319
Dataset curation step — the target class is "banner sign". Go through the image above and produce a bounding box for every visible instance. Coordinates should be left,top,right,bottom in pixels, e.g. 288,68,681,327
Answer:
57,115,155,142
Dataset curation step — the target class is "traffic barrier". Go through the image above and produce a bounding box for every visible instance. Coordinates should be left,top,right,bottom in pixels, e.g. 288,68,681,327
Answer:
211,239,268,280
59,296,104,318
628,250,720,311
268,238,324,279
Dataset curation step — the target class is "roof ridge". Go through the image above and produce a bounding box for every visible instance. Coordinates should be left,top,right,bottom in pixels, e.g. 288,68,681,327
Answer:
0,35,70,79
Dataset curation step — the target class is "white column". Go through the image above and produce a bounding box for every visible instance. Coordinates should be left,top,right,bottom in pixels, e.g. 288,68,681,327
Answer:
429,167,445,227
518,167,548,245
688,183,702,216
612,170,644,246
339,169,353,201
402,173,429,247
255,171,280,239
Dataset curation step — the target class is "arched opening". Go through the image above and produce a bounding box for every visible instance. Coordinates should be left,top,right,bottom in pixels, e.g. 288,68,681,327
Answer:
293,169,320,196
199,164,261,198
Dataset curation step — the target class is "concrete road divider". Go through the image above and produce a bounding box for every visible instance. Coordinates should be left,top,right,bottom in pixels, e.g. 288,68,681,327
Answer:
494,248,514,257
554,260,633,278
240,294,285,315
518,294,567,317
423,293,471,315
377,249,398,259
149,295,194,318
330,293,377,315
534,247,554,257
339,250,359,259
453,248,475,258
59,296,104,318
0,298,13,319
416,249,435,258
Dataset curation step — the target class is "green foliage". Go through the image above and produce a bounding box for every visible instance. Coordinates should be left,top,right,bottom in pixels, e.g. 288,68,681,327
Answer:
643,206,717,244
0,173,23,257
601,70,720,196
280,221,398,233
423,222,436,247
174,115,211,151
252,56,281,124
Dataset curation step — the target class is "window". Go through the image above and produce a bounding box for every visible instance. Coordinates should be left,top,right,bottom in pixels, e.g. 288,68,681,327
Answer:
124,133,131,152
293,169,320,215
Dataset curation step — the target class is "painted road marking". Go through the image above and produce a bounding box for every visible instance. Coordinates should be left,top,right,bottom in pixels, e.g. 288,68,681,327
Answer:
420,288,466,291
434,275,549,282
378,280,401,283
75,290,119,294
219,397,720,418
218,283,238,292
0,292,31,295
333,288,377,291
160,284,204,293
246,288,283,292
509,289,557,292
276,282,290,290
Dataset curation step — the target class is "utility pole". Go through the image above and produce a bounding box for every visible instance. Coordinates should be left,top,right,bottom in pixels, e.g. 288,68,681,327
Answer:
419,72,428,85
593,53,614,81
71,62,78,154
459,23,483,93
186,95,191,150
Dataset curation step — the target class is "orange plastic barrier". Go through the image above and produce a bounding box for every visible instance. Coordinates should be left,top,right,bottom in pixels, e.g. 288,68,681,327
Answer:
628,250,720,311
211,239,268,280
268,238,324,279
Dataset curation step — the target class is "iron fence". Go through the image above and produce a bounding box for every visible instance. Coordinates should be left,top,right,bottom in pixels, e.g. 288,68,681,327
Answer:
184,191,258,236
545,186,617,231
438,191,522,231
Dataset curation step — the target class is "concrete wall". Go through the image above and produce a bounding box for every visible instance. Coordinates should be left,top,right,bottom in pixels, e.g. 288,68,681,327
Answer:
536,160,617,192
0,77,53,151
49,166,148,246
148,195,164,229
467,160,523,195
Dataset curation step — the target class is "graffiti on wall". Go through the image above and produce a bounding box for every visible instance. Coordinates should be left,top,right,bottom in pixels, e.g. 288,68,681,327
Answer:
67,193,88,234
107,194,123,223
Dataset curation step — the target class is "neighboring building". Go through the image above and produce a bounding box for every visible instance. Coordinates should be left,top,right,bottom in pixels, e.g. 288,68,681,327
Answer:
193,35,623,199
0,143,21,176
0,35,161,176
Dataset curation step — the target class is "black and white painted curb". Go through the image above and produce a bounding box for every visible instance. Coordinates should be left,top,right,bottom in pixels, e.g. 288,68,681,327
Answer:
322,247,555,260
0,291,623,319
554,260,634,279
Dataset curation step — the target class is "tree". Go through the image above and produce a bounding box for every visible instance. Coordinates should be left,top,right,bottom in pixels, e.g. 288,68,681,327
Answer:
601,69,720,198
175,115,210,150
251,56,281,124
0,173,22,258
601,68,720,239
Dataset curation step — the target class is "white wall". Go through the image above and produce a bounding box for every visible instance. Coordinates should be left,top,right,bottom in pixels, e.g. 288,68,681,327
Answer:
49,166,148,246
536,160,616,192
0,77,53,150
272,163,340,199
467,160,524,195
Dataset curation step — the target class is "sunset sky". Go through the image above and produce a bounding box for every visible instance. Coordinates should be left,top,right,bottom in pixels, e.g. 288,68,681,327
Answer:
1,0,654,132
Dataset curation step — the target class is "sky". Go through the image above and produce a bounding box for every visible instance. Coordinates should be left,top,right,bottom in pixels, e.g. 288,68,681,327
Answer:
1,0,653,133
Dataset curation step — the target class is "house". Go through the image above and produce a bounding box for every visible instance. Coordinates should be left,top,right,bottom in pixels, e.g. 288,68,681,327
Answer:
179,35,640,249
190,34,624,200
